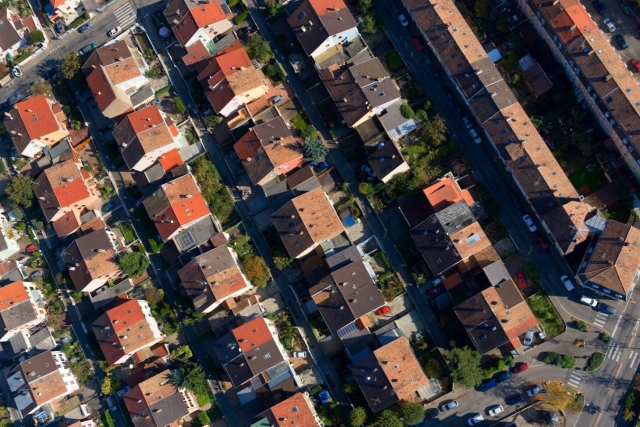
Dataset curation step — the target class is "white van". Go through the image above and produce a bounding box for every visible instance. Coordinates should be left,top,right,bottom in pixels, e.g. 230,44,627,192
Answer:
580,296,597,307
561,275,575,291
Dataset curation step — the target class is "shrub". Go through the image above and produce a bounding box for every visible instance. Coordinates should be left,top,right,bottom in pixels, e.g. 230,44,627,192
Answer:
400,102,415,119
348,407,367,427
359,182,372,195
560,354,576,368
234,6,249,24
155,86,171,98
173,96,186,115
119,252,149,278
265,63,286,85
544,351,560,365
600,332,611,343
585,352,604,372
575,320,588,332
197,411,211,426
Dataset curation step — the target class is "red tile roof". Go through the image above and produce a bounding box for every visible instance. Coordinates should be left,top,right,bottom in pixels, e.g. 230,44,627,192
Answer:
154,174,209,240
106,299,145,332
308,0,349,16
190,2,226,27
231,316,272,353
86,67,118,112
158,148,183,172
423,176,476,213
215,48,253,78
182,40,211,68
15,95,64,141
268,393,318,427
0,280,28,307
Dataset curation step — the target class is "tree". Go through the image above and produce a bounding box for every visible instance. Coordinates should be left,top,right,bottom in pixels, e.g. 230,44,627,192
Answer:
6,175,33,208
30,78,53,97
101,374,121,395
474,0,492,19
197,411,211,426
400,102,415,119
61,52,81,79
300,124,317,139
386,172,411,199
348,407,367,427
33,220,44,230
204,114,223,129
241,255,270,288
27,30,44,45
400,401,424,425
265,63,286,85
175,362,208,397
357,0,372,12
98,360,116,374
303,138,327,162
119,252,149,278
360,14,377,34
244,34,273,63
358,182,372,195
144,287,164,304
342,381,358,394
265,0,283,20
414,109,428,122
377,410,402,427
447,346,483,388
171,345,193,359
420,115,448,147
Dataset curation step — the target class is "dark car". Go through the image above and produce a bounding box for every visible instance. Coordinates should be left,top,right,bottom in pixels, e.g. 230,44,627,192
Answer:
78,22,92,33
426,408,440,419
505,394,524,405
592,0,606,13
55,21,65,33
427,285,444,295
596,302,616,315
537,235,549,249
479,379,497,392
443,85,454,101
78,43,97,56
615,34,629,49
496,371,512,383
513,362,529,374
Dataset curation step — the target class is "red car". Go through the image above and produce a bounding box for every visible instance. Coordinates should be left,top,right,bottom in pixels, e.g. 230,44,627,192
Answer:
427,285,444,295
412,37,424,51
536,235,548,250
26,243,37,253
517,272,526,288
513,362,529,374
632,58,640,72
376,306,391,316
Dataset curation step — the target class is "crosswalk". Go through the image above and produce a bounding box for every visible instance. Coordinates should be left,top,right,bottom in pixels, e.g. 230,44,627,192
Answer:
607,342,624,362
113,2,136,30
567,370,582,389
629,350,639,370
592,312,608,328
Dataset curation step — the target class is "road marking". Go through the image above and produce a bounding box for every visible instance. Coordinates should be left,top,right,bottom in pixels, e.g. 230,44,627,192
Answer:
631,352,638,369
611,316,623,338
607,343,617,359
616,347,623,362
567,371,582,388
593,314,606,327
113,2,136,29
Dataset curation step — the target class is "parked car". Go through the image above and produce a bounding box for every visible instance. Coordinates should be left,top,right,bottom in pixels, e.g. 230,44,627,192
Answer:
427,285,444,295
8,92,22,104
592,0,606,14
469,128,482,144
78,22,92,33
11,67,22,78
561,275,575,291
398,14,409,26
107,26,121,37
26,243,38,253
496,371,512,383
55,21,65,33
488,405,505,416
31,270,42,279
596,302,616,315
526,385,543,397
292,351,307,358
614,34,628,49
426,408,440,419
467,414,484,425
513,363,529,374
603,17,616,32
524,330,534,346
462,117,473,129
580,296,598,307
517,272,526,288
621,1,635,14
505,394,524,405
479,379,497,392
536,235,548,249
440,401,459,412
631,59,640,72
412,37,424,50
78,43,97,56
522,214,537,232
361,164,376,177
375,306,391,316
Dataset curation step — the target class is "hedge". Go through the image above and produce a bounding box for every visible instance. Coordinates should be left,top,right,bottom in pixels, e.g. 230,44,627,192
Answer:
155,85,171,98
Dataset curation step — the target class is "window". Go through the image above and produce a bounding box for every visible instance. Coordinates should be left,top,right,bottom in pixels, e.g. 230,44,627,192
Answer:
379,92,385,97
264,353,271,359
500,130,506,136
493,120,500,125
435,258,441,264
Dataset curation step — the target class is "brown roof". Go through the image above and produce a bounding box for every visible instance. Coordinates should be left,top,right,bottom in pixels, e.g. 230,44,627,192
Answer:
374,338,430,401
320,65,370,127
52,211,81,238
182,40,211,67
18,351,71,409
63,228,120,291
33,160,91,221
261,393,320,427
449,222,492,260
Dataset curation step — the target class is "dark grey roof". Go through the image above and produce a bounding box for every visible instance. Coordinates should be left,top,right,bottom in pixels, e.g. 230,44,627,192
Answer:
89,278,134,308
317,50,348,71
0,268,23,286
62,228,113,265
434,201,476,235
212,331,242,365
287,166,318,191
130,86,155,108
378,101,413,133
0,9,23,51
143,188,171,219
28,327,55,351
344,37,367,58
312,285,353,334
0,300,37,336
454,293,509,354
215,32,238,51
5,106,31,155
411,216,461,276
0,234,8,252
347,49,373,67
350,350,397,412
173,215,216,252
46,140,72,160
482,261,510,286
149,392,189,427
367,142,406,181
121,138,147,171
326,245,361,271
144,163,166,185
330,260,384,319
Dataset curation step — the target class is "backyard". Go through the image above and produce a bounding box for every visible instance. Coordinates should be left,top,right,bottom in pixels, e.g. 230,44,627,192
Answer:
527,292,565,338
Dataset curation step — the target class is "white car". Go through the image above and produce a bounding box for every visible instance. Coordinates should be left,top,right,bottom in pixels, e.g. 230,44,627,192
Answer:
522,214,537,232
488,405,505,416
467,414,484,425
107,26,121,37
462,116,472,129
561,275,575,291
11,67,22,78
469,128,482,144
399,14,409,26
440,400,458,412
580,295,598,307
292,351,307,358
603,17,616,32
523,330,534,346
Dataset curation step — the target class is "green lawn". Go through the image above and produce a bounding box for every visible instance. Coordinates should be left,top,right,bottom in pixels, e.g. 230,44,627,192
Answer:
568,158,608,193
100,411,116,427
527,292,565,338
292,113,308,130
385,51,405,71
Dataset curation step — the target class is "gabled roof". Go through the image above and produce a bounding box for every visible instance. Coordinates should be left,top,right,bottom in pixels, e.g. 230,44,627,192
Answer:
12,95,66,141
62,228,119,291
320,65,369,127
0,8,23,51
0,281,37,335
82,41,139,83
17,350,68,408
182,39,211,67
259,393,320,427
33,160,91,221
271,187,344,258
190,2,226,27
423,176,476,213
158,148,184,172
367,141,406,181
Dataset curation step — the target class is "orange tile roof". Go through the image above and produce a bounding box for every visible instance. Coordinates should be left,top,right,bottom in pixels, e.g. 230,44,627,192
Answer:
450,223,492,261
268,393,318,427
190,2,226,27
155,174,209,240
106,299,145,332
215,47,253,78
158,148,183,172
182,40,211,67
50,0,65,9
86,67,118,112
15,95,64,141
0,281,28,308
374,338,430,401
127,105,164,134
34,160,91,215
423,176,476,213
481,285,538,341
104,57,142,86
309,0,349,16
231,316,272,353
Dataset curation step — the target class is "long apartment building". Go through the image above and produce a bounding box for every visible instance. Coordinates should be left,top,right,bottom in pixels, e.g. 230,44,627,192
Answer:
519,0,640,182
401,0,592,256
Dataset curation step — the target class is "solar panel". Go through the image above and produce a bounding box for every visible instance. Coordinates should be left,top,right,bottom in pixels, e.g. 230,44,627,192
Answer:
175,231,195,250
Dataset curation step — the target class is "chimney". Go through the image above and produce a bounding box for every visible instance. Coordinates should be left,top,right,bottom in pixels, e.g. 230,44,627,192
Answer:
4,112,11,119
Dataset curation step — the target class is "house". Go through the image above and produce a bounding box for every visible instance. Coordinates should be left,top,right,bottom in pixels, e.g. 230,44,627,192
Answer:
123,369,198,427
112,105,180,172
577,219,640,301
92,298,164,366
288,0,359,65
0,208,20,260
271,187,344,259
7,350,79,416
518,0,640,183
367,141,409,183
142,173,211,242
519,55,553,98
197,41,269,117
178,245,252,314
351,335,431,412
82,40,149,119
213,315,299,394
62,228,122,293
0,260,23,286
0,8,44,56
49,0,85,25
454,276,539,354
5,95,69,158
0,280,46,342
423,174,478,213
377,100,417,142
233,116,304,186
411,201,491,276
33,159,101,237
321,58,400,128
164,0,232,51
255,392,323,427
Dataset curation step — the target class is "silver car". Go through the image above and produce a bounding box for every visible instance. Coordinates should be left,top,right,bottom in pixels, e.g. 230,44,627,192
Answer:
440,400,459,412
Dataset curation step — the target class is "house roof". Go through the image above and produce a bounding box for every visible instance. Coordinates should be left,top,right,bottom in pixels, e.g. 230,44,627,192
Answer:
172,12,199,47
52,210,81,238
449,222,492,261
62,228,119,291
350,350,396,412
271,187,344,258
260,393,319,427
33,160,91,221
234,117,304,185
158,148,184,172
411,215,462,276
367,142,406,181
92,299,160,365
350,58,400,108
178,245,251,313
0,8,23,51
578,219,640,296
182,40,211,67
83,42,142,86
190,2,226,27
541,201,591,254
423,176,476,213
374,337,430,401
12,95,66,141
0,281,37,335
320,65,370,128
18,351,68,408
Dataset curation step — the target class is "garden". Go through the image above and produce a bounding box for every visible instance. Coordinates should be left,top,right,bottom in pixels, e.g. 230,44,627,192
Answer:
527,292,565,338
191,155,235,224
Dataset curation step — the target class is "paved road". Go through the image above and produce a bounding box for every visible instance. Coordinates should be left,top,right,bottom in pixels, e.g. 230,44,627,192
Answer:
378,4,640,426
